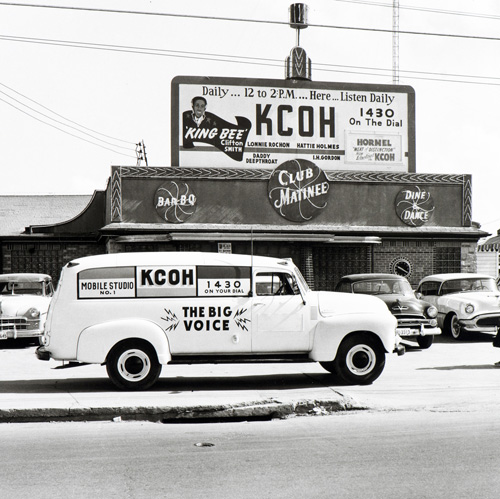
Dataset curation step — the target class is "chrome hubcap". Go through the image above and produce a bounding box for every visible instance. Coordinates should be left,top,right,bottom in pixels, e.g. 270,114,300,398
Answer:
117,349,151,382
346,344,376,375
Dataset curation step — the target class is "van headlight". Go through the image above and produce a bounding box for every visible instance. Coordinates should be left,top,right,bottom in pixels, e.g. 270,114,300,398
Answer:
27,307,40,319
464,304,475,314
426,306,438,318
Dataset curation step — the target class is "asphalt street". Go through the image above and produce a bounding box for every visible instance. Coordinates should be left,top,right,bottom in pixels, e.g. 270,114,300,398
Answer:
1,334,499,423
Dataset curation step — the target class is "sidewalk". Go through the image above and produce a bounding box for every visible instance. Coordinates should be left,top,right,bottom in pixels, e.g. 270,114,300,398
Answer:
0,345,366,423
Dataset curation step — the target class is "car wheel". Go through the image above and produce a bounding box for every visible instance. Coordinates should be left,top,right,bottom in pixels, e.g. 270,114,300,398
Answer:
446,314,464,340
416,335,433,349
106,340,161,391
324,334,385,385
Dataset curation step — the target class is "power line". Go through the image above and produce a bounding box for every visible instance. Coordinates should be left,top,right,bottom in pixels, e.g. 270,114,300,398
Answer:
313,22,500,42
314,60,500,83
316,64,500,87
0,86,136,151
0,33,285,68
333,0,500,21
1,33,500,87
0,95,136,158
0,2,500,42
0,82,135,145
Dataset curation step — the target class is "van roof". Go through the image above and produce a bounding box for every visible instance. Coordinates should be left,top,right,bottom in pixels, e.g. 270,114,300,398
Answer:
66,252,294,270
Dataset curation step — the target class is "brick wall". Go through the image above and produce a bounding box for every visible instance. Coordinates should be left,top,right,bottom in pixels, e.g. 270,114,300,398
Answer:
2,238,478,290
1,242,105,285
374,239,475,287
373,240,433,287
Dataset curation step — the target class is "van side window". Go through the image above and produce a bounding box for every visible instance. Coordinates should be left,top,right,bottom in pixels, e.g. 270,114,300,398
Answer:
255,272,298,296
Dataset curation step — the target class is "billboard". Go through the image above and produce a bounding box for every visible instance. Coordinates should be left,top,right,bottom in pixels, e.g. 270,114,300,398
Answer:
171,76,415,172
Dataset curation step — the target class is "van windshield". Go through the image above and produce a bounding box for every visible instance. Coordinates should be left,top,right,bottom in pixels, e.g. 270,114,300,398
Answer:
293,265,310,293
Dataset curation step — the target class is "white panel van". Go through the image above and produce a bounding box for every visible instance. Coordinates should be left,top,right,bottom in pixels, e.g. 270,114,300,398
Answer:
36,252,402,390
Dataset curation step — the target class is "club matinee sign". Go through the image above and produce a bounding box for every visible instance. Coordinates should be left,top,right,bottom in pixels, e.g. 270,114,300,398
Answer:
171,76,415,172
268,159,329,222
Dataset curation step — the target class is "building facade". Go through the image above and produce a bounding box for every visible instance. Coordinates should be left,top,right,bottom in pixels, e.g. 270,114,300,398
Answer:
0,164,485,290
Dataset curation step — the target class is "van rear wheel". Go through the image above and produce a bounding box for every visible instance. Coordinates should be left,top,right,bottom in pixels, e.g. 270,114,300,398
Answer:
106,340,161,391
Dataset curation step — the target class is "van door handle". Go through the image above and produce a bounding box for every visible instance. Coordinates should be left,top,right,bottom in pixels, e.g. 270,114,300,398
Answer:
253,302,265,306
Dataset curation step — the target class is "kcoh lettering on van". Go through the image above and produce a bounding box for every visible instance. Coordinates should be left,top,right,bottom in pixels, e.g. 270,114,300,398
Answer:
141,268,194,286
137,266,197,297
77,265,252,300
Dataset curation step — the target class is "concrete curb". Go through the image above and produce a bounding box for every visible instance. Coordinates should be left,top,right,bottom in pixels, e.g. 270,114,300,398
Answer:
0,396,368,424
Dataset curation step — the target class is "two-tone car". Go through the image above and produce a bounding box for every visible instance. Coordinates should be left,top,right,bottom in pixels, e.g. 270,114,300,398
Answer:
416,273,500,340
336,273,441,349
0,273,54,343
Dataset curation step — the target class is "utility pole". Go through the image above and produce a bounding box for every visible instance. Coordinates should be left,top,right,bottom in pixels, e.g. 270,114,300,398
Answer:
135,140,148,166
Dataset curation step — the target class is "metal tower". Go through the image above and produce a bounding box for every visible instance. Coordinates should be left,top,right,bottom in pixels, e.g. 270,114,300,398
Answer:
393,0,399,84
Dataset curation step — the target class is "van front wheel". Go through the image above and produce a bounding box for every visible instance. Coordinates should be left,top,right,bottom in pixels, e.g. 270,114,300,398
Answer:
106,340,161,391
322,334,385,385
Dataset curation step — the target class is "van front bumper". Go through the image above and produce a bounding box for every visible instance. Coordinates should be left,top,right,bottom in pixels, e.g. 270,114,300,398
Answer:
394,344,405,356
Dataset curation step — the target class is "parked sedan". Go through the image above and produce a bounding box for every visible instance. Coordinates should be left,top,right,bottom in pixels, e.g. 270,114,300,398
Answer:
336,273,440,349
0,273,54,343
416,273,500,340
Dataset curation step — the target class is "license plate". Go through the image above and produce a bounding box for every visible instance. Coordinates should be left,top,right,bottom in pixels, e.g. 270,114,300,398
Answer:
396,328,415,336
0,331,8,340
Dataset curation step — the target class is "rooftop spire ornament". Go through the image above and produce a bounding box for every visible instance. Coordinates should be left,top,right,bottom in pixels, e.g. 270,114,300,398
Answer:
285,3,312,80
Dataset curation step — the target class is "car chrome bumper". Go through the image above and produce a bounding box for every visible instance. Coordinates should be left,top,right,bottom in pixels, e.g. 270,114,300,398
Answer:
459,313,500,333
0,329,43,340
396,326,441,337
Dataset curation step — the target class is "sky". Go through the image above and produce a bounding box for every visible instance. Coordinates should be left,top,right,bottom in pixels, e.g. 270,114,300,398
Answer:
0,0,499,238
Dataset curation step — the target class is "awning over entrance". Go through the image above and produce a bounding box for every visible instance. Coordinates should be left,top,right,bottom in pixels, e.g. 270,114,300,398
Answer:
111,233,382,244
100,222,487,242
